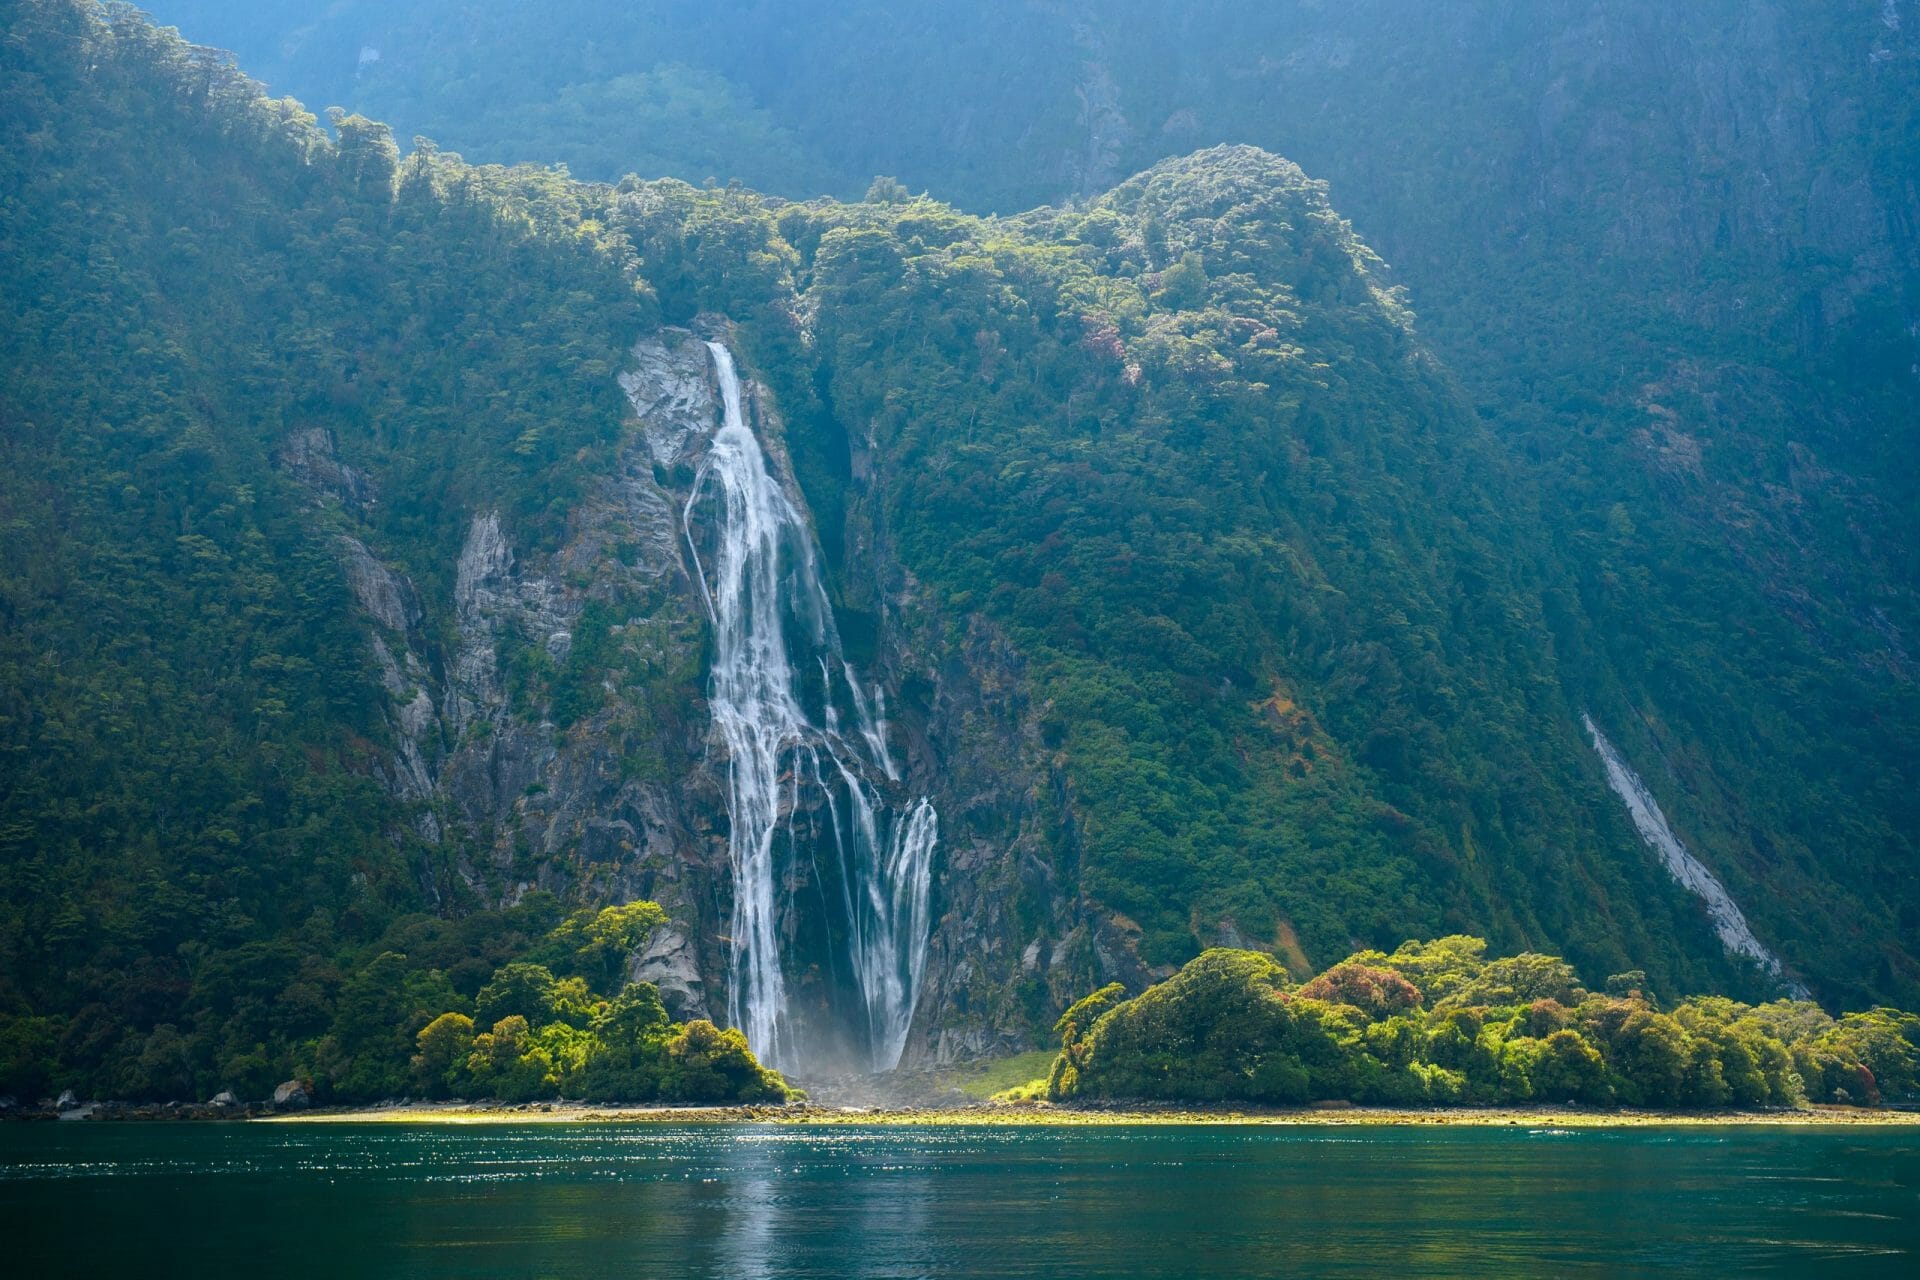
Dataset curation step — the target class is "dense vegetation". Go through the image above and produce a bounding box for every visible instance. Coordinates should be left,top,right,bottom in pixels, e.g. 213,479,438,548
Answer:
149,0,1920,641
1046,941,1920,1110
0,892,792,1104
151,0,1919,1003
403,901,792,1106
1,0,1915,1105
0,0,664,1101
625,158,1887,1004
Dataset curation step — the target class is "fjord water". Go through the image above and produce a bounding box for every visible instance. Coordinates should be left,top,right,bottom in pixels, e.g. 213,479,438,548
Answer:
4,1124,1917,1277
684,341,937,1070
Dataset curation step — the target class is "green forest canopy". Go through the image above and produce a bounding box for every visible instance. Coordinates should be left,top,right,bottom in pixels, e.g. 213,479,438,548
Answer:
0,1,1915,1106
1045,940,1920,1110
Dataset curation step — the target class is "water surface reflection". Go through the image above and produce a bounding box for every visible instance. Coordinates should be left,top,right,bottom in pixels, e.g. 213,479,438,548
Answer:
2,1123,1916,1277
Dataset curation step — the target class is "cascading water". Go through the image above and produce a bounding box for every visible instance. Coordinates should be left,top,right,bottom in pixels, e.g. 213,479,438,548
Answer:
684,340,938,1070
1583,714,1809,998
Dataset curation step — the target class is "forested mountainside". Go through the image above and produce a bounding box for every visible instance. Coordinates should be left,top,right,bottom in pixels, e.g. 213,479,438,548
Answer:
0,0,1913,1101
0,0,664,1098
148,0,1920,620
149,0,1920,943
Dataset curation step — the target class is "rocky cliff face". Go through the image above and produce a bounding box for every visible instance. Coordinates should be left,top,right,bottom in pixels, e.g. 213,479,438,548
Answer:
284,331,716,1016
840,498,1105,1064
292,326,1094,1066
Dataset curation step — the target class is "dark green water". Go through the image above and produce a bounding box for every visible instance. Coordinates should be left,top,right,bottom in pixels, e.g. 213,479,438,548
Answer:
2,1123,1917,1277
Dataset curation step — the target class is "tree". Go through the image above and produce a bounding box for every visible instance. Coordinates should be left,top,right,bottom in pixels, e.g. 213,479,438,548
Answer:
549,901,668,993
1605,970,1648,998
465,1016,557,1101
1821,1010,1920,1103
578,982,673,1102
1048,982,1129,1098
1424,1008,1499,1097
1440,953,1581,1011
659,1020,791,1103
0,1015,62,1099
1065,950,1300,1102
327,109,399,198
594,982,672,1048
1299,962,1423,1019
1055,983,1129,1047
474,963,562,1029
1604,1009,1692,1106
1530,1029,1609,1105
1153,252,1208,310
412,1012,475,1097
1375,936,1488,1004
321,952,457,1099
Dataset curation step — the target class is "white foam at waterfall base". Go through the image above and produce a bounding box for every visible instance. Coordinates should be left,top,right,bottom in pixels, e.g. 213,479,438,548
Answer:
683,340,939,1070
861,800,938,1069
1583,714,1809,998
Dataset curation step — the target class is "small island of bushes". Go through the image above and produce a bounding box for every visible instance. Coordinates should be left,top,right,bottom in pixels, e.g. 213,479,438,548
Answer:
396,902,794,1106
0,898,793,1112
1035,938,1920,1110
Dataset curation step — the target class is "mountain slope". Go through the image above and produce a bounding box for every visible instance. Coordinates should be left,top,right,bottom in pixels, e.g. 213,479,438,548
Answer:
146,0,1920,1001
714,149,1796,998
0,0,660,1097
0,1,1914,1101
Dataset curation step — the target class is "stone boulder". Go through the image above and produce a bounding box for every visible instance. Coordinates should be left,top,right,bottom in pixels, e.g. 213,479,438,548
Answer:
272,1080,311,1109
54,1089,78,1110
209,1090,240,1108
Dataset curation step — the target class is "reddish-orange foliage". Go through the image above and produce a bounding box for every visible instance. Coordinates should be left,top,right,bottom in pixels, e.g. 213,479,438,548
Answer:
1298,962,1422,1017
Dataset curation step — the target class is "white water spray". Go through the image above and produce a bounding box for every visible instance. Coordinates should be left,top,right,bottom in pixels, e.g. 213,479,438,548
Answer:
1583,714,1808,997
685,341,939,1069
859,799,938,1069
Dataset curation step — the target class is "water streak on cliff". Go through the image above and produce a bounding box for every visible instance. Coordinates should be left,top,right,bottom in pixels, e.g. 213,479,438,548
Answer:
1584,715,1809,997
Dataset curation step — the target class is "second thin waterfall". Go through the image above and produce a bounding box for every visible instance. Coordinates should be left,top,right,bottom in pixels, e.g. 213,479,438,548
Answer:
684,340,938,1071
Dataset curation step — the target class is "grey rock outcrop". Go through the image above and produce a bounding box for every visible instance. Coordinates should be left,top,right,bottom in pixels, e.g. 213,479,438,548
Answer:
279,426,374,511
340,537,420,635
282,329,730,1012
618,335,716,469
630,924,709,1021
288,325,1102,1065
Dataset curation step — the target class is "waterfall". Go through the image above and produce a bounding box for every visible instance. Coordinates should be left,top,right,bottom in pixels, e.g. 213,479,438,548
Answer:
1583,714,1809,998
858,799,939,1070
684,340,939,1070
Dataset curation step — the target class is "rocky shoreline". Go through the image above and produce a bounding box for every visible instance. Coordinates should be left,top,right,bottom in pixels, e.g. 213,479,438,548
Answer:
11,1094,1916,1127
265,1101,1920,1127
2,1098,292,1123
